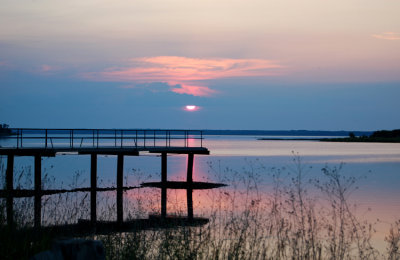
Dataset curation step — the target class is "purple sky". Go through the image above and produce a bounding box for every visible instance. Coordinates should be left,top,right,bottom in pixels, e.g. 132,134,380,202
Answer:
1,0,400,130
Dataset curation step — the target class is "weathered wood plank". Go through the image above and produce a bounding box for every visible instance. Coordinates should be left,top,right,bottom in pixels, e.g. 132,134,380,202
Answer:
187,153,194,221
6,154,14,226
141,181,226,190
34,155,41,228
90,154,97,225
161,152,167,219
117,154,124,225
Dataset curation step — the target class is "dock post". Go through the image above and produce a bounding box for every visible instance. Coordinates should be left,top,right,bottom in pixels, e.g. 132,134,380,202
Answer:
186,153,194,221
117,154,124,225
34,155,42,228
161,152,167,219
6,154,14,226
90,154,97,226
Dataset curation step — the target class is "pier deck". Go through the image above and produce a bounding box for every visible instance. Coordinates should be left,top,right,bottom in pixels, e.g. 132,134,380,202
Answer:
0,146,209,156
0,128,222,232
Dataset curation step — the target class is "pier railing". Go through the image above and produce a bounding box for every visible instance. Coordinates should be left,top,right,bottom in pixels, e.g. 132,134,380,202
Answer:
3,128,204,149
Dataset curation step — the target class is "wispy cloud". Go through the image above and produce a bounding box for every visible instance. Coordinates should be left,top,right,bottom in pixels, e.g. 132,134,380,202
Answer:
372,32,400,41
0,60,12,69
39,64,62,74
41,64,54,72
83,56,283,97
171,83,217,96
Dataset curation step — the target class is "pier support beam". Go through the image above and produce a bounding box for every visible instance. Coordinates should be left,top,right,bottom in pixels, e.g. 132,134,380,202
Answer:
186,153,194,221
34,155,41,228
6,154,14,226
161,152,167,219
90,154,97,226
117,154,124,225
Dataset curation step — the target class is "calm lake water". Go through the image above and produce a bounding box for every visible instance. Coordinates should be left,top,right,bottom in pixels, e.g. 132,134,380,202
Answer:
1,135,400,249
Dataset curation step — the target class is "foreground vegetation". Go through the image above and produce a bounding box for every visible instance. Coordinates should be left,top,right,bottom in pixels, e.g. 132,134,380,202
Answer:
1,157,400,259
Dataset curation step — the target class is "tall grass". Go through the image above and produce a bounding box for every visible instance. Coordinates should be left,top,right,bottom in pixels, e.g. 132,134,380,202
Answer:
1,155,400,259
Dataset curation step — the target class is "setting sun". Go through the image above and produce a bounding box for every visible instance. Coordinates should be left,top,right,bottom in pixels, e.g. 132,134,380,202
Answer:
185,105,198,111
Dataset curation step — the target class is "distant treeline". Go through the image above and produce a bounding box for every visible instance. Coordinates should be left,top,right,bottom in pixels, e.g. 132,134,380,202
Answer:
370,129,400,138
202,130,372,136
0,124,12,136
322,129,400,143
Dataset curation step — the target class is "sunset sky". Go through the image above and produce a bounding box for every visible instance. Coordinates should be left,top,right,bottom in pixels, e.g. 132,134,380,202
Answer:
1,0,399,130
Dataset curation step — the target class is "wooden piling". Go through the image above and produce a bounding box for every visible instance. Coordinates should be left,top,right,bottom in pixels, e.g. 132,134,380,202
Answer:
187,153,194,221
34,155,41,228
161,152,167,219
90,154,97,225
6,154,14,226
117,154,124,225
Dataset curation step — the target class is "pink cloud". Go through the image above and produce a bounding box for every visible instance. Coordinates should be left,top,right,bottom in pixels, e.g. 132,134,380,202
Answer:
372,32,400,41
41,64,53,72
40,64,62,73
0,60,12,68
171,83,216,97
83,56,283,97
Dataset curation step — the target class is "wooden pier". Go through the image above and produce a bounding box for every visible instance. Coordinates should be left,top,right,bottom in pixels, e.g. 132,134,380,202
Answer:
0,128,224,231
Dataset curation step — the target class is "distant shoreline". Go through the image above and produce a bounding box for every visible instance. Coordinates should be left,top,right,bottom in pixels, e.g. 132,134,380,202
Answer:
258,137,400,143
201,130,372,136
2,128,373,137
258,129,400,143
257,138,324,141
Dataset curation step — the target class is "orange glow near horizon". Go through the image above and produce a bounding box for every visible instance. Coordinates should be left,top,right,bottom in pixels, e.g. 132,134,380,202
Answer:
372,32,400,41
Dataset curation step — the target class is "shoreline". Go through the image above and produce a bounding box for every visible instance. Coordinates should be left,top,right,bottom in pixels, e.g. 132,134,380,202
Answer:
258,137,400,143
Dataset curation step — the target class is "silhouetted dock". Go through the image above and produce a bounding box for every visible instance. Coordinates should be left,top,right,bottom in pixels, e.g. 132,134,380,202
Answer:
0,128,224,231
